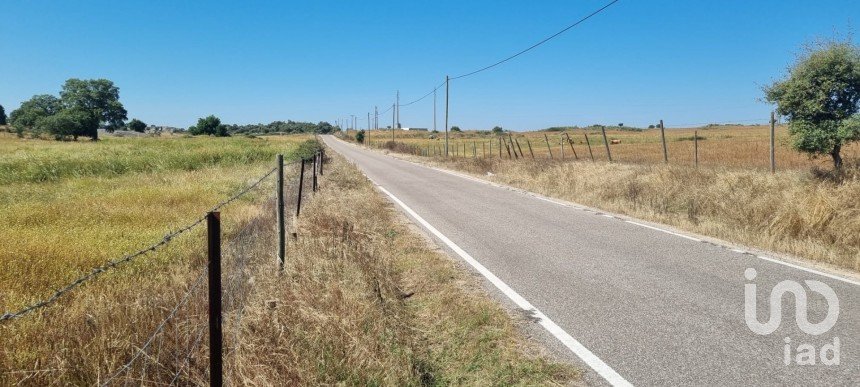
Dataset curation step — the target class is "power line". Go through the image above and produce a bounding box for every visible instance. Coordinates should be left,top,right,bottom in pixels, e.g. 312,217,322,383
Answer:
451,0,620,80
392,0,619,111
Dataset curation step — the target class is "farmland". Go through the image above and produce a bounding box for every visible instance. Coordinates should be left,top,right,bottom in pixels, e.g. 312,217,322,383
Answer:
0,133,574,385
361,124,860,171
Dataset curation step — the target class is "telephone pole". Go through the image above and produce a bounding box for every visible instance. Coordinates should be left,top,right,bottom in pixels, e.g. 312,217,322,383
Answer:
391,103,395,141
374,106,378,130
396,90,400,129
444,76,449,156
433,88,437,133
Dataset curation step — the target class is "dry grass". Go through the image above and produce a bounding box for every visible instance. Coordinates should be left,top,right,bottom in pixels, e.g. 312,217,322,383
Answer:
226,151,578,385
395,154,860,273
1,135,577,385
362,125,860,171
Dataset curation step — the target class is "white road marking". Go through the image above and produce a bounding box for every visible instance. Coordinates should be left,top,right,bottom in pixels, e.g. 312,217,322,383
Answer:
623,220,702,242
375,184,634,387
330,135,860,287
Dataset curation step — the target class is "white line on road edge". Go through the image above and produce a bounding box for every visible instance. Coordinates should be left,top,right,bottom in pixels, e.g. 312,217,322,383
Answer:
376,184,633,387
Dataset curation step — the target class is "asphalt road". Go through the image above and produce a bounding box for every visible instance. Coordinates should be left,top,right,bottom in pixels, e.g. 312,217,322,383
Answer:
322,135,859,386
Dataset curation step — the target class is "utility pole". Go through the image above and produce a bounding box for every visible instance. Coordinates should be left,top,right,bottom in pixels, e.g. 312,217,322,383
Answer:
367,112,370,131
445,76,449,156
391,103,395,142
433,88,437,133
375,106,378,131
396,90,400,129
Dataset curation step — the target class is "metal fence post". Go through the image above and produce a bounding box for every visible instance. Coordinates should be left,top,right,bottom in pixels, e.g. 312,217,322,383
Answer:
319,150,324,176
296,159,305,217
312,153,318,193
207,212,223,387
544,134,553,159
584,133,595,161
277,155,285,270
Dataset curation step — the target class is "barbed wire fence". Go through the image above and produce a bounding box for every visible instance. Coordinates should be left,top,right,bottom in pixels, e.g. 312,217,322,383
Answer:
1,146,327,386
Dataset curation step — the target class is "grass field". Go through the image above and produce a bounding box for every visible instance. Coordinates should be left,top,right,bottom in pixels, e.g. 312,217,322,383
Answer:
0,133,575,385
361,125,860,171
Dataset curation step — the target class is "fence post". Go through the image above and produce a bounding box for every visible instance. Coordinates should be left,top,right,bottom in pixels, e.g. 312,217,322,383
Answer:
584,133,595,161
473,141,476,158
770,111,776,173
660,120,668,163
276,155,285,270
296,159,305,217
544,134,553,159
207,212,223,387
694,131,699,168
319,149,324,176
508,134,519,159
601,126,612,162
482,142,486,158
515,138,525,159
312,153,318,192
526,139,535,159
499,137,505,158
565,133,578,160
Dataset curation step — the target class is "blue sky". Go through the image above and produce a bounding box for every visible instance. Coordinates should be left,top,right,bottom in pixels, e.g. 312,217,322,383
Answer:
1,0,858,130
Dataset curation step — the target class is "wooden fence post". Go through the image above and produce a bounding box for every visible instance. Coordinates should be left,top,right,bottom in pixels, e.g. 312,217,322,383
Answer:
660,119,668,163
544,134,553,159
694,131,699,168
584,133,595,161
770,111,776,173
565,133,578,160
473,141,476,158
601,126,612,162
526,139,535,159
276,155,285,270
515,138,525,159
319,149,324,175
207,212,223,387
296,159,305,217
508,134,519,159
483,142,486,158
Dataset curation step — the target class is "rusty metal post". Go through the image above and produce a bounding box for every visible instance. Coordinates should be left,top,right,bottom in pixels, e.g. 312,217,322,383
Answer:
601,126,612,162
276,155,285,269
207,212,223,387
584,133,595,161
312,154,318,193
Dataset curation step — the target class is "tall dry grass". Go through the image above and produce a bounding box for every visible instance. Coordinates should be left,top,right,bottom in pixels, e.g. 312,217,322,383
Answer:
2,137,576,385
418,156,860,273
226,152,577,385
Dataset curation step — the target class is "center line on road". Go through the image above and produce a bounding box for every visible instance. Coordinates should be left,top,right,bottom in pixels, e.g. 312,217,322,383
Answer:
374,184,633,387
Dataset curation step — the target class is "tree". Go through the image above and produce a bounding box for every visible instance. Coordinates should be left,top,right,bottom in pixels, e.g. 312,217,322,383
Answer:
34,108,99,140
127,118,147,133
60,78,128,131
492,126,503,134
0,104,6,125
450,126,461,132
189,115,222,136
764,39,860,169
355,129,366,144
9,95,62,131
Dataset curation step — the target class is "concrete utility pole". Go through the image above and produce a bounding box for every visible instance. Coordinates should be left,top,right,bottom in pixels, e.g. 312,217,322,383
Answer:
375,106,378,130
391,103,395,141
396,90,400,129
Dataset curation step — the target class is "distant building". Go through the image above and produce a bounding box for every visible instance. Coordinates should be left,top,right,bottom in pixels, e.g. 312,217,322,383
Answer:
402,127,428,131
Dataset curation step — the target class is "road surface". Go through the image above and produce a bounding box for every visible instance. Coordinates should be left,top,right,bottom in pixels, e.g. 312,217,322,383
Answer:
322,135,859,386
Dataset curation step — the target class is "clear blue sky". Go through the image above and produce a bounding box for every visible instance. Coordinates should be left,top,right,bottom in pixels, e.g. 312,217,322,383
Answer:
1,0,857,130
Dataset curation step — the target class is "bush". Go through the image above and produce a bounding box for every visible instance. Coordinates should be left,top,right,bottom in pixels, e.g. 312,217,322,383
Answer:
355,130,365,144
450,126,461,132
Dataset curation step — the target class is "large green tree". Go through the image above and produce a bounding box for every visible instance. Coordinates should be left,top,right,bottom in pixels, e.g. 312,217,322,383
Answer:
189,115,229,136
765,40,860,168
127,118,147,133
60,78,128,131
9,95,62,130
34,108,99,140
0,104,6,125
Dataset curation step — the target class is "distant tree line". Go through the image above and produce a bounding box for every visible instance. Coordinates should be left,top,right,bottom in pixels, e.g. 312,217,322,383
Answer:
216,120,336,135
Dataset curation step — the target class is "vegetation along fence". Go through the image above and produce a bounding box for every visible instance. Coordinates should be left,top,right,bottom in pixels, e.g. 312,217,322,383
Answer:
1,148,327,386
